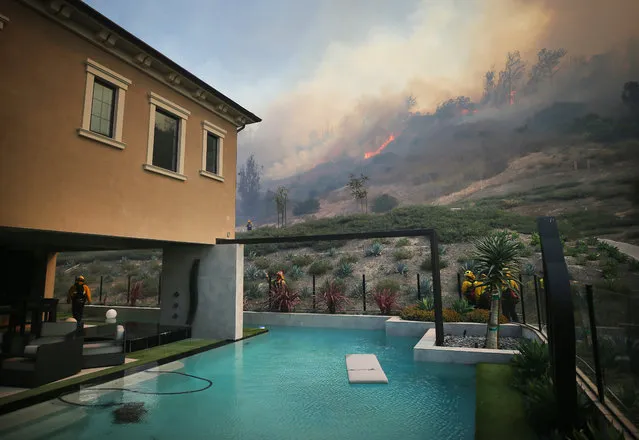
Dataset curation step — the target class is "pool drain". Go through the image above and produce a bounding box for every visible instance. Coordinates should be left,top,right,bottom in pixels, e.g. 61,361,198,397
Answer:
57,370,213,413
112,402,147,424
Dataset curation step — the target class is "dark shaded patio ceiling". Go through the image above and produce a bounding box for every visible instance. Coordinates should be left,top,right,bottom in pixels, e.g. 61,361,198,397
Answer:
0,226,205,252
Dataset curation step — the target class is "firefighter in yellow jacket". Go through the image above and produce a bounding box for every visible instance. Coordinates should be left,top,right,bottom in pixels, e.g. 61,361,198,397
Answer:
475,274,490,310
461,270,477,305
67,275,92,331
501,270,520,323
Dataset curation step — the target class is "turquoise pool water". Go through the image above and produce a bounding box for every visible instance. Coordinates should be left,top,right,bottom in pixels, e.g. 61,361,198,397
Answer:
4,326,475,439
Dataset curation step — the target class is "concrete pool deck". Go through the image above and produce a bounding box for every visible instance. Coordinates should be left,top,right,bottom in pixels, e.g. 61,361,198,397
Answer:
0,328,268,416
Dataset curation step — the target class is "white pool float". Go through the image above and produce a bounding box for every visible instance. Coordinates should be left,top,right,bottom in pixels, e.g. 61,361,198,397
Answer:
345,354,388,384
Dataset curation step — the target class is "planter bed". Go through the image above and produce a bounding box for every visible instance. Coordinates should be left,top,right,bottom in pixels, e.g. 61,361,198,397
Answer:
444,335,521,350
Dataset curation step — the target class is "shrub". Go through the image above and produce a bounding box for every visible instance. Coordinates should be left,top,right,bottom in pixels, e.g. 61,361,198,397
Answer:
395,238,410,247
268,284,300,312
371,194,399,213
421,257,448,271
244,282,266,299
365,242,383,257
530,232,540,246
463,309,508,324
244,264,263,281
291,254,313,267
327,247,337,258
441,308,462,322
253,257,270,270
321,280,350,313
393,248,413,261
597,242,628,263
373,289,399,314
293,198,320,216
308,260,333,276
522,263,536,277
449,298,474,315
439,245,448,256
267,262,292,277
400,305,434,321
629,258,639,273
339,254,359,264
375,279,401,294
601,259,619,280
586,252,599,261
334,262,354,278
511,339,550,388
288,265,305,280
395,262,409,275
586,237,599,246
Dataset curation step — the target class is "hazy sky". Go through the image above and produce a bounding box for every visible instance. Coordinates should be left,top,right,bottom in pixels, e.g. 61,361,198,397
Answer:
84,0,639,180
85,0,426,115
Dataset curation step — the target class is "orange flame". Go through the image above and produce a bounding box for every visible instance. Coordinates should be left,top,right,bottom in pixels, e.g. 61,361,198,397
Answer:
364,134,396,159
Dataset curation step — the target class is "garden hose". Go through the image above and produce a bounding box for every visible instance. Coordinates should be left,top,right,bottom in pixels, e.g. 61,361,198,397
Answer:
57,370,213,408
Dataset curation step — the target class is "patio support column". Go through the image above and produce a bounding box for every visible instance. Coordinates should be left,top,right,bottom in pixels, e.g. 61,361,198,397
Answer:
160,243,244,341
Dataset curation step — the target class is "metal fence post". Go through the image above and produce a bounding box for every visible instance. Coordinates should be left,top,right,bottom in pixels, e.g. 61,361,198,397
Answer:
586,284,606,403
362,274,367,312
534,275,542,332
312,275,316,312
99,276,103,303
126,275,132,305
430,233,444,346
417,273,421,300
519,274,526,325
457,273,462,299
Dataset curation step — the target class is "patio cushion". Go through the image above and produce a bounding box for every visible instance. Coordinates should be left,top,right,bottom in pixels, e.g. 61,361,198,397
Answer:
2,357,35,372
83,341,123,356
23,337,66,358
41,322,76,337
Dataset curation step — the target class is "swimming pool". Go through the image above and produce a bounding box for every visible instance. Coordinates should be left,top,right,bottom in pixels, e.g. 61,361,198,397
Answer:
0,326,476,439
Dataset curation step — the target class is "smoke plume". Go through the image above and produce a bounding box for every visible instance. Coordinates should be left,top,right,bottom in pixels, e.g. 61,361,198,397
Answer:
240,0,639,180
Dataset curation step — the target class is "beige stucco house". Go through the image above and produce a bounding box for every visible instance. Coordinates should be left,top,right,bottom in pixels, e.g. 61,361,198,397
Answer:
0,0,259,339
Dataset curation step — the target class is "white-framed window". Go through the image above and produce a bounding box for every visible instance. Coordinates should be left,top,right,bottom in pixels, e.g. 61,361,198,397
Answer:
200,120,225,181
78,58,131,150
143,92,190,181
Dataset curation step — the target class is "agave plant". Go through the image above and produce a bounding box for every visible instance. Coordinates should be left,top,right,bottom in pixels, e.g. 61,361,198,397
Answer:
335,262,354,278
288,265,305,280
396,262,409,275
365,242,383,257
511,339,550,387
418,295,435,311
450,298,474,315
244,264,263,281
472,231,523,349
458,259,480,274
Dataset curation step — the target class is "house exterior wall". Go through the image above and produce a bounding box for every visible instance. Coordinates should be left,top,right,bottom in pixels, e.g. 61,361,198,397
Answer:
0,0,238,245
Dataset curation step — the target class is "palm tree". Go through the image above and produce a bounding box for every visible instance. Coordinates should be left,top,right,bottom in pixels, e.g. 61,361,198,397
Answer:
472,231,523,349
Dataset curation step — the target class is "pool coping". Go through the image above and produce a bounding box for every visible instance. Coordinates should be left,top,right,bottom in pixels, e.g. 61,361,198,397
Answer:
0,328,268,416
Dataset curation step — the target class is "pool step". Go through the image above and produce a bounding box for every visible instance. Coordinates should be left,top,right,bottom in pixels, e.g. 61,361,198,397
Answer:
345,354,388,384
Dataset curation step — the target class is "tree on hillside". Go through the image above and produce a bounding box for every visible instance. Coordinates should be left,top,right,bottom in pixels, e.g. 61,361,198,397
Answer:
406,95,417,110
274,186,289,228
497,51,526,106
527,48,567,90
348,173,370,213
238,154,263,217
481,68,496,105
622,81,639,115
435,96,475,118
472,232,522,349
